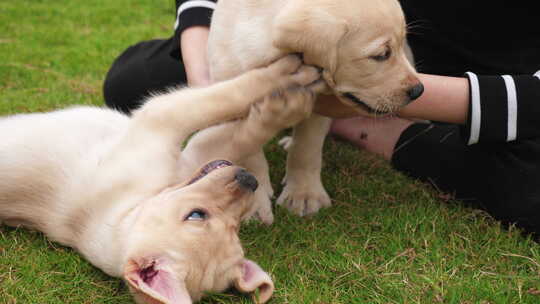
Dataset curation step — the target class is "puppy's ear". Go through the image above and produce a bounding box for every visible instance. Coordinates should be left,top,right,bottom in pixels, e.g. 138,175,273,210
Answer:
272,1,348,76
234,259,274,303
124,258,192,304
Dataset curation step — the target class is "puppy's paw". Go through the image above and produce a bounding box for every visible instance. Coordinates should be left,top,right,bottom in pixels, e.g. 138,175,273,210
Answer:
242,187,274,225
289,65,323,87
252,86,315,131
254,199,274,225
267,54,303,76
277,175,331,217
265,55,322,88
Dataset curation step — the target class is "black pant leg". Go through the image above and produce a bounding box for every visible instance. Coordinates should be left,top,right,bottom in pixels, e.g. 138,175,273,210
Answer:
392,123,477,200
103,38,187,114
392,123,540,236
473,139,540,235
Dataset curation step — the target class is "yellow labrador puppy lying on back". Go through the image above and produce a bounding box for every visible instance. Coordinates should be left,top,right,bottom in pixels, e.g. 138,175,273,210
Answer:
0,56,321,303
207,0,423,222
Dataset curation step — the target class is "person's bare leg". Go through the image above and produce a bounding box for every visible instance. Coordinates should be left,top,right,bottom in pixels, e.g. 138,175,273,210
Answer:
330,116,415,160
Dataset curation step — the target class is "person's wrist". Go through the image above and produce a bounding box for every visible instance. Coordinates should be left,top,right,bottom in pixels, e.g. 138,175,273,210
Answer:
181,26,211,87
397,73,470,124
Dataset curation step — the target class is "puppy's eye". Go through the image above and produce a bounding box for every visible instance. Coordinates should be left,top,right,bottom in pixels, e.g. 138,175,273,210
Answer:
185,209,207,221
370,48,392,62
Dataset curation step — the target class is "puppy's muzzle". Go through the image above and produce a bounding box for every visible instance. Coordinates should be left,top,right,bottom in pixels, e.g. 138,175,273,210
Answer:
234,169,258,192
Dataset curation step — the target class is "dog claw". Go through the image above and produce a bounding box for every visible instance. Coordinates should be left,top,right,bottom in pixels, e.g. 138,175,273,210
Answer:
276,180,331,217
278,136,293,152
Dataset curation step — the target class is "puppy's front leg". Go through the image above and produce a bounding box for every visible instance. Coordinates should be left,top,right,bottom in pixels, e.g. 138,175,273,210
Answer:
126,55,312,149
184,65,322,162
232,83,321,157
98,56,316,193
232,83,324,222
277,114,332,216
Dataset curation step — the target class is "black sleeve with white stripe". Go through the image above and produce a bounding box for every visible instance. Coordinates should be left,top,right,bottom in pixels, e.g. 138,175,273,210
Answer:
170,0,217,60
461,71,540,145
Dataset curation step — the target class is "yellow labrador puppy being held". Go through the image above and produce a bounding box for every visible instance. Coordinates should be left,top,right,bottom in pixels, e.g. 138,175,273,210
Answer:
0,56,322,303
208,0,423,221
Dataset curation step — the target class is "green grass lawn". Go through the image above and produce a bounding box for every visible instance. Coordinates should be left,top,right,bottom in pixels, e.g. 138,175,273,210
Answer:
1,1,540,303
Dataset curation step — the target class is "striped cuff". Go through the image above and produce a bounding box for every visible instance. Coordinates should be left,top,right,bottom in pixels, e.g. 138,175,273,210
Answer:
170,0,216,60
463,72,518,145
463,71,540,145
174,0,217,31
464,72,481,145
502,75,518,142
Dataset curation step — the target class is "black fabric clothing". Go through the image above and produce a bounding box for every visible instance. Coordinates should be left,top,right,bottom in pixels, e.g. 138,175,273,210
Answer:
103,39,186,113
393,123,540,235
460,72,540,145
103,0,216,112
400,1,540,76
393,1,540,235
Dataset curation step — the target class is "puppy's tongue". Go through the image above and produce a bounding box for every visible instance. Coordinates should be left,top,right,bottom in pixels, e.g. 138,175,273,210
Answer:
187,160,233,185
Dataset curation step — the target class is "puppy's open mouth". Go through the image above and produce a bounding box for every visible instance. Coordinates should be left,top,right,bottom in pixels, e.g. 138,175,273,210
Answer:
187,160,233,185
342,92,390,116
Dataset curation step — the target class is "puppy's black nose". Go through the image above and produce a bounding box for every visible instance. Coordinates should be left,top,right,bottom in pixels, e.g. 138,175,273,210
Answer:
407,83,424,101
235,169,258,192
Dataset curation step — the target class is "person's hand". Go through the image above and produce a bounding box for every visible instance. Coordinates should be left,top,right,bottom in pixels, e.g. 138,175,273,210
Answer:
180,26,212,87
